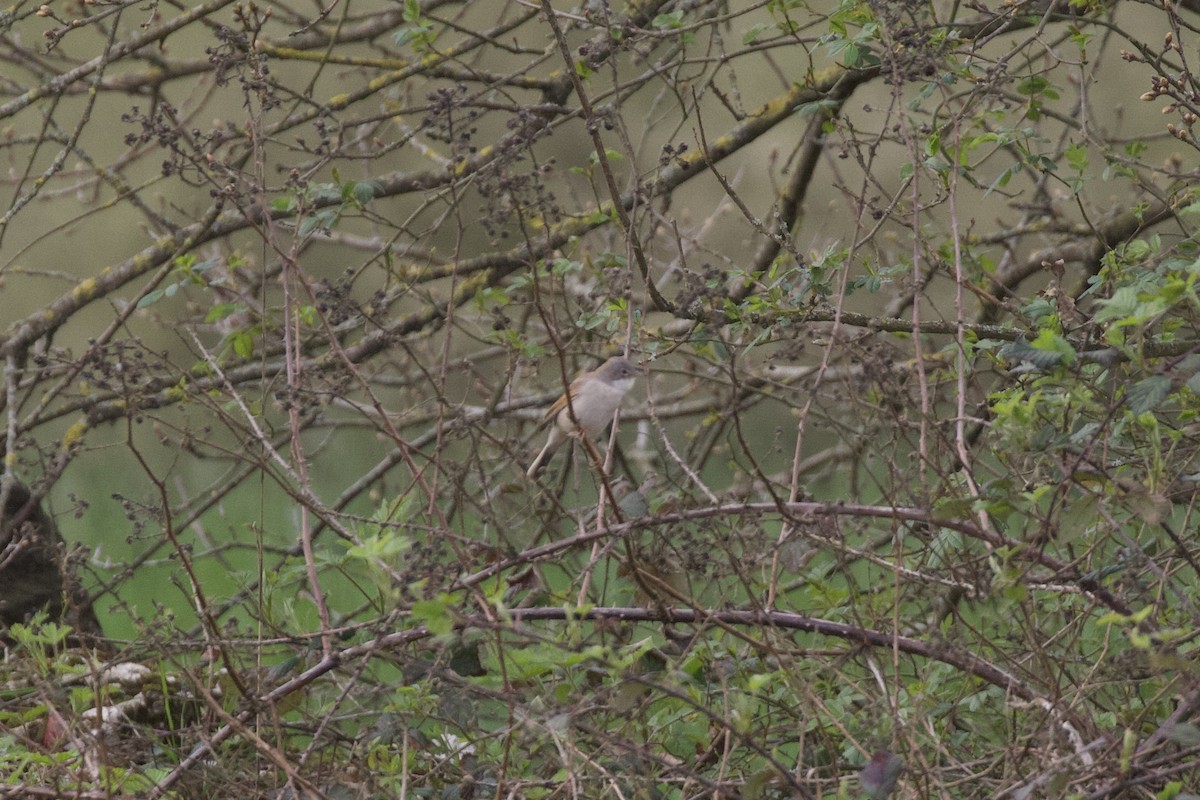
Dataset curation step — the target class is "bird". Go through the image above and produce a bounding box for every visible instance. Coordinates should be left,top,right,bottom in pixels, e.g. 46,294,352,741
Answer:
0,481,104,646
526,356,639,478
859,750,904,800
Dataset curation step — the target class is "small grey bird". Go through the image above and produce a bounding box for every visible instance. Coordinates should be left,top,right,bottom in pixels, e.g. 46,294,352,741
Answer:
526,357,638,478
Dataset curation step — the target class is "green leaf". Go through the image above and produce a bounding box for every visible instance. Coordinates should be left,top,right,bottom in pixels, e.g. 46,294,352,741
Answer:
350,180,381,205
137,288,165,309
652,10,685,29
393,25,432,46
1092,286,1140,323
1125,375,1171,413
1016,76,1057,98
412,598,454,635
1058,495,1098,542
204,302,242,323
1017,76,1046,94
1001,332,1075,370
230,331,254,359
345,528,410,561
298,208,339,236
842,42,862,67
795,99,840,119
1066,141,1088,172
985,163,1021,195
743,22,770,44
